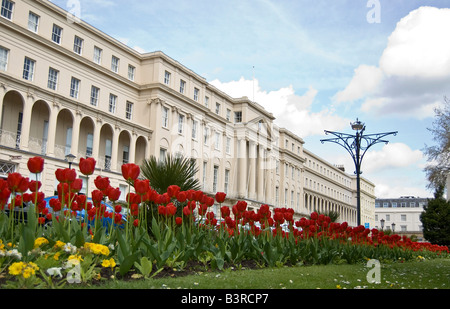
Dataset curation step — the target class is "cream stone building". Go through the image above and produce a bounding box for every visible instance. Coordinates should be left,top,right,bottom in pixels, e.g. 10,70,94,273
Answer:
0,0,376,226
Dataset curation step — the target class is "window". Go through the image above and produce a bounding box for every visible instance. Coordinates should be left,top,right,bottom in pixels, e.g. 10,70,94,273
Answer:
194,88,199,101
392,202,397,208
226,137,231,154
224,169,230,194
122,146,129,164
70,77,80,98
128,65,135,81
276,160,279,175
234,111,242,123
202,161,207,190
160,148,167,161
1,0,14,20
204,127,209,145
90,86,99,106
215,102,220,115
226,109,231,121
179,80,185,94
162,106,169,128
93,46,102,64
109,94,117,113
178,114,184,134
111,56,119,73
126,101,133,120
28,12,39,32
213,166,219,193
205,96,209,108
401,214,407,221
47,68,59,90
284,189,288,206
51,24,63,44
164,71,171,85
73,36,83,55
86,133,93,156
215,132,220,150
0,46,9,71
22,57,35,81
192,120,198,139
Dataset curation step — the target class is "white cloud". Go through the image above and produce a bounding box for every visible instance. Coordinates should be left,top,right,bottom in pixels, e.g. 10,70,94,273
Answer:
334,6,450,118
210,77,348,137
334,65,383,103
379,7,450,79
362,143,424,173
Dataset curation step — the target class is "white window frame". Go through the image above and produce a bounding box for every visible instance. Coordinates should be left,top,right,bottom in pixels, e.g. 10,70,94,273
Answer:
0,46,9,71
126,101,133,120
70,77,80,98
213,165,219,193
111,56,119,73
164,71,171,85
162,106,169,128
47,67,59,90
109,94,117,113
204,96,209,108
215,102,220,115
226,137,231,154
28,11,39,32
193,87,199,101
224,169,230,194
73,36,83,55
234,111,242,123
22,57,35,81
192,120,198,139
93,46,102,64
179,80,185,94
214,132,220,150
51,24,62,44
90,86,99,106
178,114,184,134
128,64,135,81
1,0,14,20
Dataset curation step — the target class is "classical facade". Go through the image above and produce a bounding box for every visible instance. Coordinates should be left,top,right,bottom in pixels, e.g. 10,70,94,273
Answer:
374,196,428,241
0,0,375,226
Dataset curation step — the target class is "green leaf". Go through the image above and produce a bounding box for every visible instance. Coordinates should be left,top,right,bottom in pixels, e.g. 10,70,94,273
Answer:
120,252,141,276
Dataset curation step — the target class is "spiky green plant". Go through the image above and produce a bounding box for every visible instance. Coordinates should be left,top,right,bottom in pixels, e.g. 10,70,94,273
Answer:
140,154,201,194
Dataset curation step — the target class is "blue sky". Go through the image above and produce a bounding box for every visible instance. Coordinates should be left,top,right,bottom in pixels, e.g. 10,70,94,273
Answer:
51,0,450,198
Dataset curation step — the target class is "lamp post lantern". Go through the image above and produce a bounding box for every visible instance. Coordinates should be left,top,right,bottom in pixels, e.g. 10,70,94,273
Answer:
321,119,397,226
65,153,76,169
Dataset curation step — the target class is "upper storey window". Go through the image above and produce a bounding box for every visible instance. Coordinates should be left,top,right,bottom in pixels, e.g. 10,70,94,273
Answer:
28,12,39,32
111,56,119,73
52,24,63,44
73,36,83,55
93,46,102,64
179,80,186,94
164,71,171,85
1,0,14,20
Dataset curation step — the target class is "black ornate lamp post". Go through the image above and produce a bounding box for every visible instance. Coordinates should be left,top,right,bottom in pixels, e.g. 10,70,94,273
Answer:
65,153,76,169
321,119,397,226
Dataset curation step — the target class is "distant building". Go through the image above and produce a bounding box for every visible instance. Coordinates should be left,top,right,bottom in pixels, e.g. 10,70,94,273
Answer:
375,196,428,241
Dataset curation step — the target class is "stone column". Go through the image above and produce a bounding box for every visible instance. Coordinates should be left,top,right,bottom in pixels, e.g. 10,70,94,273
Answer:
248,140,256,199
238,137,247,198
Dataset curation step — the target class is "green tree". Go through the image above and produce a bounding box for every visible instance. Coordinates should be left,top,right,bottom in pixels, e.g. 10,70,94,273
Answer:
140,154,201,194
420,186,450,246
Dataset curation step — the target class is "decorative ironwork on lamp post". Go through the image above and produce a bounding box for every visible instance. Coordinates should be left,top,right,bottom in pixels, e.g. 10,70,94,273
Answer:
320,119,397,226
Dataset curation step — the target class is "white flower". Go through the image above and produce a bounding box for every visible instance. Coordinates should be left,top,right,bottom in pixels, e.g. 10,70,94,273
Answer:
6,249,22,260
63,243,77,254
47,267,63,278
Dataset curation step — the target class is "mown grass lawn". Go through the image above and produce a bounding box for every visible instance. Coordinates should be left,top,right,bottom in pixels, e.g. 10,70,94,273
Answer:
80,258,449,290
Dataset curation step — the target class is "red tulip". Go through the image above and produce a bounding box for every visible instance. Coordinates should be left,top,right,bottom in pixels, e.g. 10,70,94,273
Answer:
107,187,121,201
71,178,83,192
134,179,149,195
94,176,110,192
215,192,226,204
27,156,44,174
79,157,96,175
166,202,177,217
176,191,187,203
220,206,230,219
7,173,29,193
175,217,182,226
55,168,77,183
91,189,104,206
121,163,140,182
167,185,180,198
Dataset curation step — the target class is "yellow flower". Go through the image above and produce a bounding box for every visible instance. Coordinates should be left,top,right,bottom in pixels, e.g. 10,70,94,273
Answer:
85,242,110,256
53,252,61,261
9,262,24,276
34,237,49,248
336,285,342,289
101,258,116,269
55,240,66,249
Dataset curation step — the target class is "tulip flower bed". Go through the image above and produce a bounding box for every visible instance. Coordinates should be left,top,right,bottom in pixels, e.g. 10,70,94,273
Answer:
0,157,448,288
